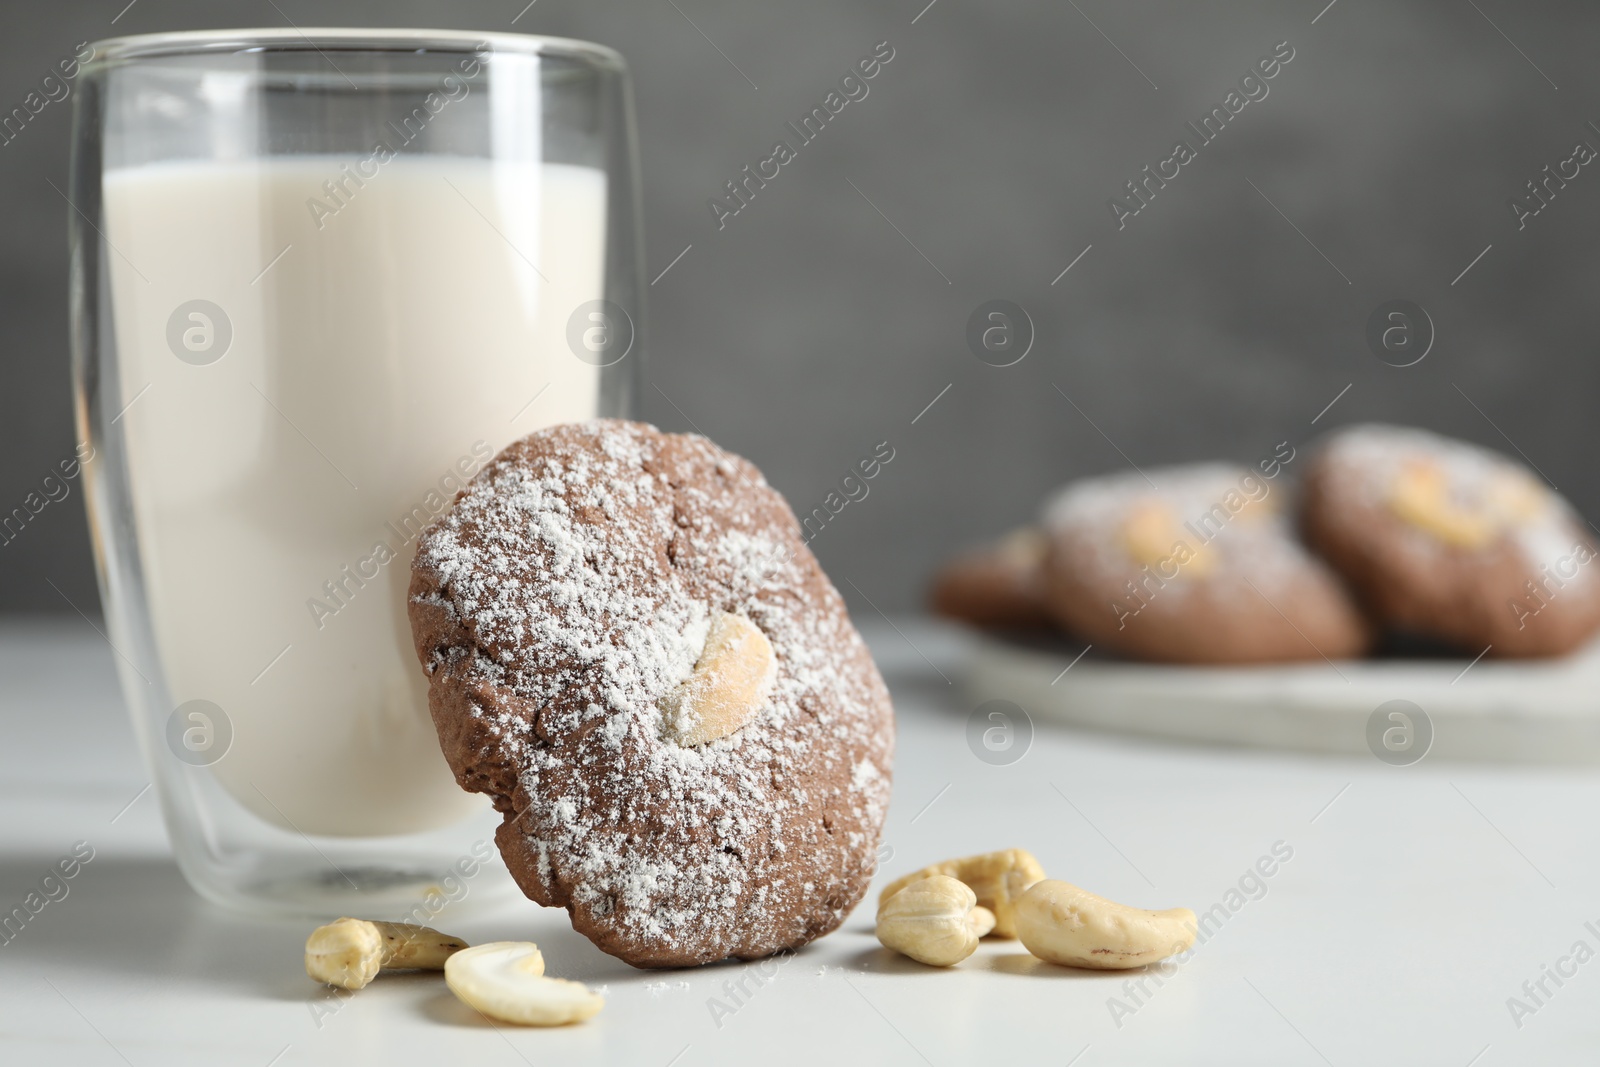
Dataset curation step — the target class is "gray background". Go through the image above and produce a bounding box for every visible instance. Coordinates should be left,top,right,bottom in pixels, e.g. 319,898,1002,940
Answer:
4,0,1598,614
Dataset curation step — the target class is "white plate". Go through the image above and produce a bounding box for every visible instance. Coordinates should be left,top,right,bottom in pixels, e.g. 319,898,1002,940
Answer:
964,632,1600,764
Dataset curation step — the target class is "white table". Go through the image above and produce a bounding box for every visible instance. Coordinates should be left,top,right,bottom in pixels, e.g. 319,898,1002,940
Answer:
1,617,1594,1065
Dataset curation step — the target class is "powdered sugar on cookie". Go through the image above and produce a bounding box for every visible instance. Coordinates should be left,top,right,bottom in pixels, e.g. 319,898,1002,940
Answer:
1041,464,1309,602
1318,424,1588,575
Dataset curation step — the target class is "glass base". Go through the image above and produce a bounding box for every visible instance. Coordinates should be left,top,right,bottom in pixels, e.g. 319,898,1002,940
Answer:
151,770,525,921
178,843,525,921
198,857,521,920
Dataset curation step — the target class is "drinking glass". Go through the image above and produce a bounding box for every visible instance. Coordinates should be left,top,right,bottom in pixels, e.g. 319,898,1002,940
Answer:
69,28,644,916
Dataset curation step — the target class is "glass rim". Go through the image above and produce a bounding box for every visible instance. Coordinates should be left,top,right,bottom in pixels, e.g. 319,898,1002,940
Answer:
83,27,624,70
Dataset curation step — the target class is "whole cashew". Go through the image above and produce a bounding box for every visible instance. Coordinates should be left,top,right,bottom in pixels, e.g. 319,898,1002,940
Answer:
1014,880,1195,970
445,942,604,1026
305,918,468,990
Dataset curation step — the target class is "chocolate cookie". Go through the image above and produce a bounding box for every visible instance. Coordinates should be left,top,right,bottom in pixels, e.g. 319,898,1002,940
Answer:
929,526,1056,630
1041,464,1370,664
1302,425,1600,657
408,420,894,967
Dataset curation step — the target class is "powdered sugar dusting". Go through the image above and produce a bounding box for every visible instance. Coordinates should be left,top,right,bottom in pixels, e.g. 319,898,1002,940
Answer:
1041,464,1313,600
1322,424,1591,575
411,420,894,966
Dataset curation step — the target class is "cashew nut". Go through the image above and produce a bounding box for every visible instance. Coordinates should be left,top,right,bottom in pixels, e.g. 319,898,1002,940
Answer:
1120,502,1217,578
1387,460,1552,549
1388,461,1494,547
879,848,1046,939
444,941,604,1025
1014,879,1195,970
1484,469,1547,525
875,875,983,967
660,612,776,746
304,917,467,990
969,905,997,939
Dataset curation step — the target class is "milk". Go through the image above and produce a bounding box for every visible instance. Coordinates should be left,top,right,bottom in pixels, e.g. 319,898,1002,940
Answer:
103,157,606,836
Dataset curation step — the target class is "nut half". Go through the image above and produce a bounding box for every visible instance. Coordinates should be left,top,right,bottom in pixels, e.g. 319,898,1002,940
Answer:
879,848,1046,939
660,612,776,746
1388,461,1495,548
875,875,982,967
1120,503,1217,578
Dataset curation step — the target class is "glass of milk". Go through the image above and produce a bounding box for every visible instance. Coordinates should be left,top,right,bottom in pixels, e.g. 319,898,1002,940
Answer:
68,29,642,916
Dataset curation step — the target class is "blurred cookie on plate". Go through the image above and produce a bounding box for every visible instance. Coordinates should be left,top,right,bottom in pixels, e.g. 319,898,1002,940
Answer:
1041,464,1371,664
929,526,1055,630
1302,424,1600,657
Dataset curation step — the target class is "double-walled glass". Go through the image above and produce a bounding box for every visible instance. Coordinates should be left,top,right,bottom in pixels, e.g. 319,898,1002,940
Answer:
69,29,644,916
